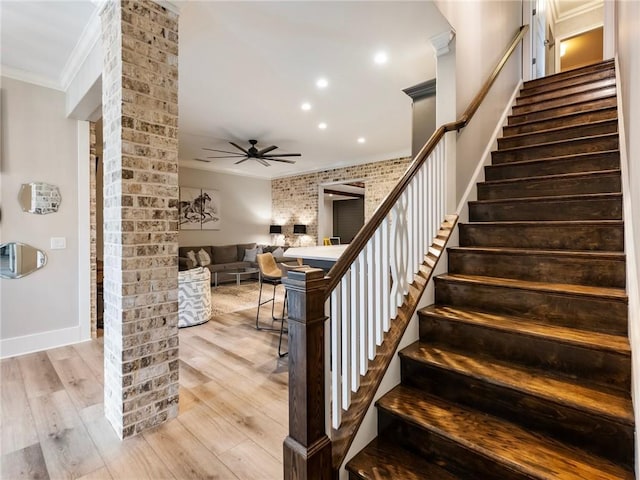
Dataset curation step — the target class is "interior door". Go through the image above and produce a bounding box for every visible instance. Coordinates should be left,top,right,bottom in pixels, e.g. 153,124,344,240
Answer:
532,0,547,79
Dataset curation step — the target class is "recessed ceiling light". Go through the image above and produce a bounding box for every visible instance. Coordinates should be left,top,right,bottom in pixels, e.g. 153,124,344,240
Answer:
316,78,329,89
374,51,388,65
301,102,311,111
357,137,366,144
318,122,327,130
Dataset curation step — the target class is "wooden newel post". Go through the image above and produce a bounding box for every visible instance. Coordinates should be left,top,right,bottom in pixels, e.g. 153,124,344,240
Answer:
283,268,332,480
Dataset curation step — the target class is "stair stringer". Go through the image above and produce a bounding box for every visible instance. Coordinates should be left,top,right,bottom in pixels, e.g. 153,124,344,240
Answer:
615,55,640,478
337,79,523,480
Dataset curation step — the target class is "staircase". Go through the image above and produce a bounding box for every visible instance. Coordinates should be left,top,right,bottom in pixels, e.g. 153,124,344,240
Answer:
346,59,634,479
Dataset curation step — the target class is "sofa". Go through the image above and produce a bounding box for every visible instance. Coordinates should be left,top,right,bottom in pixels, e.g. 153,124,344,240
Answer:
178,243,297,285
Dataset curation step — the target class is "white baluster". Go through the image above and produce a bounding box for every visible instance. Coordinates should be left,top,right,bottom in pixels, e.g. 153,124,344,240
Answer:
382,216,390,331
330,288,341,429
366,239,376,360
349,263,359,392
340,275,351,410
389,205,399,320
358,251,368,375
374,227,383,345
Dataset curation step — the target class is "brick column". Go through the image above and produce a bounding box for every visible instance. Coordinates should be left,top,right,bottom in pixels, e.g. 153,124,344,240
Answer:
101,0,180,439
90,121,97,339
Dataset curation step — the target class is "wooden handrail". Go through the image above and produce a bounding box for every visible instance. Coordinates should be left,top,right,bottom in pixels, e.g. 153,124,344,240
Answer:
325,24,529,296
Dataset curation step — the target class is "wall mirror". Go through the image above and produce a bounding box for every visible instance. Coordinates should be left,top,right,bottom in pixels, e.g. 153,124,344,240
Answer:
18,182,61,214
0,242,47,279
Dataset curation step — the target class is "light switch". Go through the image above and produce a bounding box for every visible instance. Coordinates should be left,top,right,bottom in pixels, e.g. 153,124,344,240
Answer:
50,237,66,249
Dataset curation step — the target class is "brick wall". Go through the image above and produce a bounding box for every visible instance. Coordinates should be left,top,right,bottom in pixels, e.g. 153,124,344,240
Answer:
90,121,97,339
272,157,412,245
101,0,180,438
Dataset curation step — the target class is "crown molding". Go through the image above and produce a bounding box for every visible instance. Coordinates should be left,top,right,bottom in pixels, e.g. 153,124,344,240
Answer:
60,8,102,91
1,65,64,91
552,0,603,24
403,78,436,101
430,29,455,57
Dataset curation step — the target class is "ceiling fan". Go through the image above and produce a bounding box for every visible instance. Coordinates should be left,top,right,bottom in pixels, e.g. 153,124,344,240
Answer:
195,139,301,167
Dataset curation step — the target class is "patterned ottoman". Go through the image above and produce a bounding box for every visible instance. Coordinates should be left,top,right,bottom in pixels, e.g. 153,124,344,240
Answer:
178,267,212,328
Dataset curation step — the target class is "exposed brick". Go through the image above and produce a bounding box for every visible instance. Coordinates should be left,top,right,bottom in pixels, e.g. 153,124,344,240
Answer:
101,0,179,440
272,157,411,245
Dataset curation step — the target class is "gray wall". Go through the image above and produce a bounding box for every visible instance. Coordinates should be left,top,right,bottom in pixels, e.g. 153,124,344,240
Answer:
179,167,272,247
1,77,81,350
412,95,437,157
333,198,364,244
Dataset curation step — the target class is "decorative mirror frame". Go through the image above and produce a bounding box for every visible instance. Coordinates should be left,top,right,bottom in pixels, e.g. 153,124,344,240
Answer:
0,242,48,279
18,182,62,215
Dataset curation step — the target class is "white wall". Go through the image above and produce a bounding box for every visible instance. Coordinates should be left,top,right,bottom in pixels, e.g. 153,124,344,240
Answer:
1,77,86,357
435,0,523,203
178,167,272,246
617,6,640,474
319,195,334,242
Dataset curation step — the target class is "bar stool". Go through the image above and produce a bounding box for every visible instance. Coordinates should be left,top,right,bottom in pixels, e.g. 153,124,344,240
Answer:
256,253,288,356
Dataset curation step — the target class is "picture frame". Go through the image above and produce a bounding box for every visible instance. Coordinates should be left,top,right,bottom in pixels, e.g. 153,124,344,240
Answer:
179,187,221,230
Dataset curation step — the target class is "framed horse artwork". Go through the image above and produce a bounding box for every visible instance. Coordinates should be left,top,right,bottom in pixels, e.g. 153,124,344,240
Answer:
201,188,221,230
179,187,203,230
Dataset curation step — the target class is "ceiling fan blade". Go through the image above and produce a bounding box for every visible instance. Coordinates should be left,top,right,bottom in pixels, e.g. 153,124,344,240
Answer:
229,142,249,154
257,145,278,155
262,153,301,157
203,148,246,155
206,155,246,159
265,158,297,164
234,158,250,165
256,158,271,167
194,158,212,163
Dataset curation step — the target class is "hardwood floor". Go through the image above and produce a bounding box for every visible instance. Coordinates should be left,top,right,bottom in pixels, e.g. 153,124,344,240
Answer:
1,304,289,480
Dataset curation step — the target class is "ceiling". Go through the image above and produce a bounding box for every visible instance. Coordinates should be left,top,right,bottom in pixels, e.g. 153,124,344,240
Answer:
549,0,603,23
1,1,450,179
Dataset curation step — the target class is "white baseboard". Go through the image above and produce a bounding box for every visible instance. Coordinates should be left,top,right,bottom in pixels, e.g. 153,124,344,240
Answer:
0,325,86,359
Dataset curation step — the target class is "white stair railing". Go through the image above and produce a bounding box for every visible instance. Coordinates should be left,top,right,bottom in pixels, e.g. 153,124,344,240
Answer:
328,138,447,429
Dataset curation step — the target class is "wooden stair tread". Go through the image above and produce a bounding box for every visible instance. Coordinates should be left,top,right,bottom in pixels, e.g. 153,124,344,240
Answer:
493,132,617,155
377,385,631,480
505,106,617,131
346,437,461,480
480,168,620,186
437,273,628,301
515,84,616,108
519,70,615,98
449,246,625,260
470,192,622,205
463,219,624,227
509,94,617,122
499,119,617,142
419,304,630,356
400,342,633,424
487,149,619,169
522,60,614,90
512,87,617,115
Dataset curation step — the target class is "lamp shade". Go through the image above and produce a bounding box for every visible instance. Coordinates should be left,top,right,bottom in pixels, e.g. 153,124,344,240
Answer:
269,225,282,234
293,224,307,234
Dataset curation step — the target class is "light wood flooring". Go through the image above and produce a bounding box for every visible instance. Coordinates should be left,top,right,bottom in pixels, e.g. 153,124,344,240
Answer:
1,303,289,480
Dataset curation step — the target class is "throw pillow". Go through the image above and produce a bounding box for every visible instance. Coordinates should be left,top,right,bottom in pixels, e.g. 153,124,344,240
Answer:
272,246,285,258
186,250,197,266
197,248,212,267
243,247,259,262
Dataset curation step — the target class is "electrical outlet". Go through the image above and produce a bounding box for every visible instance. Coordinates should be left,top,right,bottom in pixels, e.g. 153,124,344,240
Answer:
50,237,66,249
